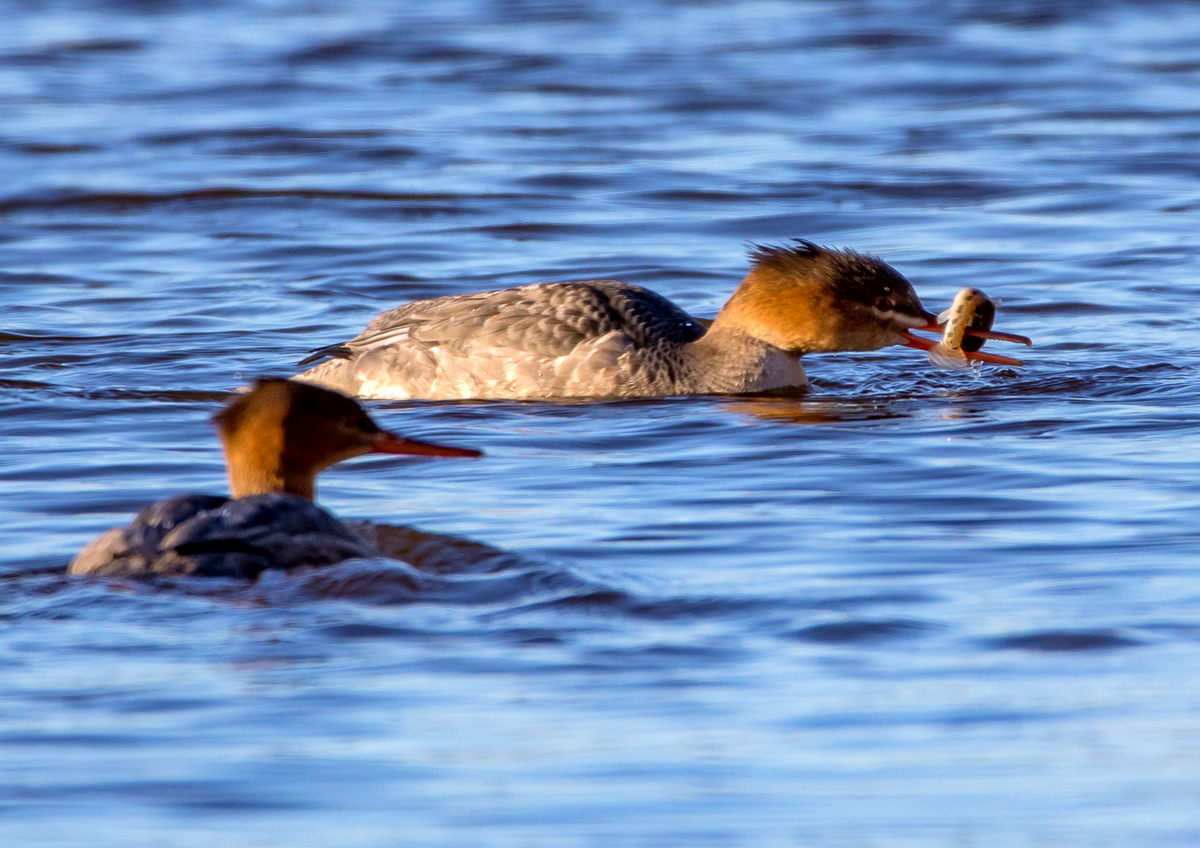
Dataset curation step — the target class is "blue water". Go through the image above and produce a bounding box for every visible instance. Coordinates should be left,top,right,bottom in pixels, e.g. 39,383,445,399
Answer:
4,1,1200,845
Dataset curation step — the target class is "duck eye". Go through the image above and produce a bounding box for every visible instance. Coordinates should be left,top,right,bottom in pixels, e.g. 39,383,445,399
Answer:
873,296,895,312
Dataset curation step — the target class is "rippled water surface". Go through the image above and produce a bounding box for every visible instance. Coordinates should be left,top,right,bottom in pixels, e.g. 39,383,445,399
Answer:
5,1,1200,845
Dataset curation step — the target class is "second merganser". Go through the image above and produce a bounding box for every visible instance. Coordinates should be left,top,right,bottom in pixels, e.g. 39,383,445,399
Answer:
294,241,1030,400
69,378,481,580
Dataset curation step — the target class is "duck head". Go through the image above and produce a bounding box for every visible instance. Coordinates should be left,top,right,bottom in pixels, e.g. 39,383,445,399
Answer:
213,378,480,499
711,241,1029,363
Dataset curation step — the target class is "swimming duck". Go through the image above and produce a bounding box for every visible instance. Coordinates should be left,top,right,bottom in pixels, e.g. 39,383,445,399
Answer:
294,241,1029,400
69,378,480,579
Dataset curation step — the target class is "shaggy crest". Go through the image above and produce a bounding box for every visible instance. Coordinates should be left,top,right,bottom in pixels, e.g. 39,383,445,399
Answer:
746,240,916,307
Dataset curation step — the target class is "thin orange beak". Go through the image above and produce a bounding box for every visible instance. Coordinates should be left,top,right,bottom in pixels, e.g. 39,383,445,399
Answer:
965,328,1032,346
372,431,483,458
913,312,1033,348
900,330,1026,367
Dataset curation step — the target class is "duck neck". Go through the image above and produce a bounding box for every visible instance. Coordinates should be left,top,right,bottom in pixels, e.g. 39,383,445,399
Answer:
685,323,806,394
222,440,316,500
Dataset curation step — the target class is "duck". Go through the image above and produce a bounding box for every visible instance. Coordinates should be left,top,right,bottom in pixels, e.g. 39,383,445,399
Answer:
293,241,1030,400
68,378,481,580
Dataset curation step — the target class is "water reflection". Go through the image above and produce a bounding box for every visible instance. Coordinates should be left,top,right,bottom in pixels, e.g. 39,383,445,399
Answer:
720,395,909,425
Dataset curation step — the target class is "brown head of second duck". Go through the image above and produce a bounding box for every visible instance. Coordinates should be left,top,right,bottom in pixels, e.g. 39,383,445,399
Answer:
295,241,1030,400
69,378,480,580
213,377,478,500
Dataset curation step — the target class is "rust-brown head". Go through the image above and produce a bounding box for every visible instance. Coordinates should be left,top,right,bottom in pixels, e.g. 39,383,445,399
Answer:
710,241,1031,363
212,378,481,500
710,241,932,353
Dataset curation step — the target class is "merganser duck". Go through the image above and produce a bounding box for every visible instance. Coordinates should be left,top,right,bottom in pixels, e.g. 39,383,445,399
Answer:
294,241,1030,400
69,378,481,579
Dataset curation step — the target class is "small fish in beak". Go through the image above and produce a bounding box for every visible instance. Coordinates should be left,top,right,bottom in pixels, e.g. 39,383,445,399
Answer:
901,288,1031,368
